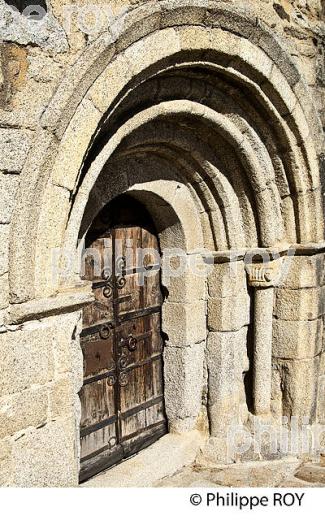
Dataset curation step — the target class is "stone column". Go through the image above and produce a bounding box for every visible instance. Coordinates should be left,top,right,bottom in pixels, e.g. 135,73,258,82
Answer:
252,286,274,415
246,259,282,416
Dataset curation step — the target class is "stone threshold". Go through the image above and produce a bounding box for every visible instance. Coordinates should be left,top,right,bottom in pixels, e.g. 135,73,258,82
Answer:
81,431,206,487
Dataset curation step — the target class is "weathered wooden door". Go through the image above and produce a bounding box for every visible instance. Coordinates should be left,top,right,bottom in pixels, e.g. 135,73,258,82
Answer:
79,196,167,482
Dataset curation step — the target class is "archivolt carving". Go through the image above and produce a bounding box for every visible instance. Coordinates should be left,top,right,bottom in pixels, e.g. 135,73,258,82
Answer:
8,1,323,303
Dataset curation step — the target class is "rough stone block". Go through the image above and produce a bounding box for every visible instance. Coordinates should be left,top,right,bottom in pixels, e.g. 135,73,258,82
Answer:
230,38,273,85
51,98,101,191
160,1,207,28
197,435,234,465
161,258,206,303
0,4,68,52
162,301,206,346
0,437,13,487
274,287,322,321
291,100,312,142
207,261,246,298
294,464,325,485
0,224,9,277
279,254,324,289
0,129,30,173
34,185,71,297
52,312,83,391
39,38,115,136
0,173,20,224
208,290,250,332
198,430,261,465
200,211,218,250
205,6,256,40
49,375,76,419
0,386,48,439
52,313,79,375
178,25,213,50
272,318,322,359
0,274,9,311
271,364,283,417
207,328,249,399
262,65,297,116
0,324,55,397
124,27,180,75
0,310,5,328
256,29,300,86
164,343,204,430
272,357,320,420
116,4,162,53
88,54,132,113
12,417,78,486
317,375,325,424
293,190,324,243
13,74,58,129
320,350,325,377
207,328,249,435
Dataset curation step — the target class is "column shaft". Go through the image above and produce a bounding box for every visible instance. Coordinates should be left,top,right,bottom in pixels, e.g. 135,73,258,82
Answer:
253,287,274,415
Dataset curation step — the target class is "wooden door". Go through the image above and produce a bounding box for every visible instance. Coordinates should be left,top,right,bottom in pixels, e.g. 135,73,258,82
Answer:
79,196,167,482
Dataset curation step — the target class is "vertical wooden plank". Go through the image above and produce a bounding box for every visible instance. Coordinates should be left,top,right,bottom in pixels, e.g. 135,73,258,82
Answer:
80,222,117,477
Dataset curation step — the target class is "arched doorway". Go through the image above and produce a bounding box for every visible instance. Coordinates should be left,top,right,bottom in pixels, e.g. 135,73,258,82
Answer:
79,194,167,482
5,2,324,487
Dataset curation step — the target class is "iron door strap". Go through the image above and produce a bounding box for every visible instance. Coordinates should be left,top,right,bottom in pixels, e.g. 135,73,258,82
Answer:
116,256,127,290
80,320,115,339
115,335,138,387
102,256,127,297
102,268,113,298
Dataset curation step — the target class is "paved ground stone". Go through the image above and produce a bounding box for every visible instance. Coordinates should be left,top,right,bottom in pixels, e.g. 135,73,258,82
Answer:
294,463,325,485
153,459,325,488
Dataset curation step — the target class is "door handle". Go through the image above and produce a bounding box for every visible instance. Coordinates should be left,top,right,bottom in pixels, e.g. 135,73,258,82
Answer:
119,335,138,352
99,322,114,339
127,335,137,352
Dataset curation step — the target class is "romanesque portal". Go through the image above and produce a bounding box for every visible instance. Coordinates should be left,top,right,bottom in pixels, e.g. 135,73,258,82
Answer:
0,0,325,486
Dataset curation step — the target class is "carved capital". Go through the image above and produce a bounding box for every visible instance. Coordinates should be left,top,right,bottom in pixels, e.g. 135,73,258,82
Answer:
245,259,283,287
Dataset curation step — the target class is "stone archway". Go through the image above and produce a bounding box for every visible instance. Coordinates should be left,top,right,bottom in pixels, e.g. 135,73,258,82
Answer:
4,2,325,486
9,6,323,303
